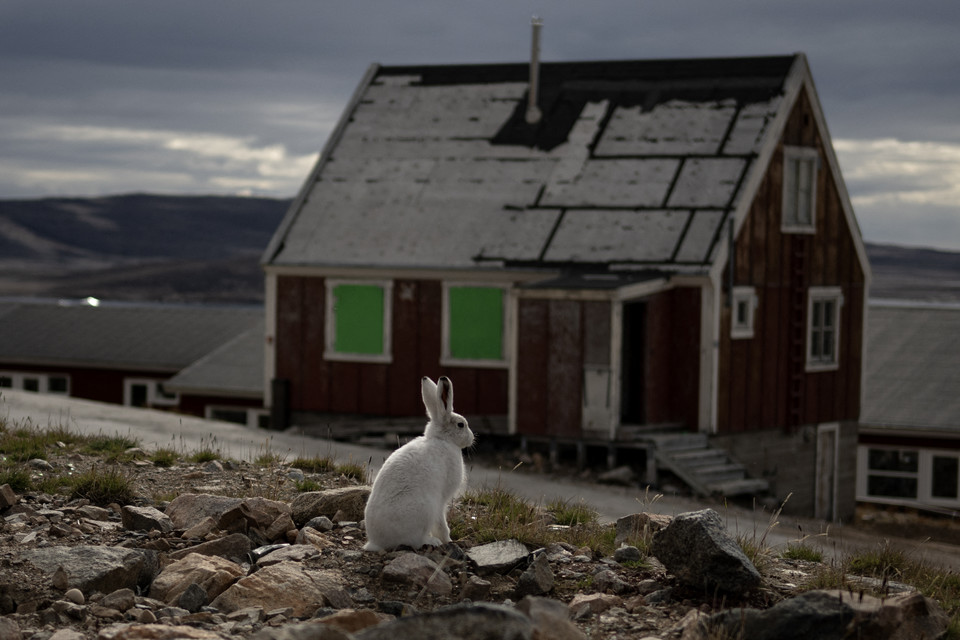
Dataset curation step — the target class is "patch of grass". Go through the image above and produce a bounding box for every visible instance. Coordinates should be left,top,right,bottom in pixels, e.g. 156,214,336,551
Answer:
82,434,141,461
547,497,598,526
847,542,907,582
290,456,336,474
67,466,135,506
337,460,368,483
735,493,792,573
150,447,179,468
254,451,285,467
451,486,617,556
188,448,220,464
0,466,33,492
781,543,824,563
295,479,323,493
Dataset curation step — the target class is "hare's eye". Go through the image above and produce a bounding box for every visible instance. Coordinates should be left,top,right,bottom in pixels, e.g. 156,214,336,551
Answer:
457,422,465,429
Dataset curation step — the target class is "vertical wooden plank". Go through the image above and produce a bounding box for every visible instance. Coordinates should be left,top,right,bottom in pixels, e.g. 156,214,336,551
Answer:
329,362,360,414
476,369,509,415
389,279,421,416
583,301,611,366
301,277,328,411
717,304,731,433
418,280,442,379
359,364,389,415
547,299,583,438
275,276,304,409
516,299,549,436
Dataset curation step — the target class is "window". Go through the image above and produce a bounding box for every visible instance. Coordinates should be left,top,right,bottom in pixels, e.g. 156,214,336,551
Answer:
206,406,270,429
858,446,960,509
0,372,70,395
807,287,842,371
22,377,40,392
47,376,70,395
0,375,12,388
731,287,757,339
124,378,179,408
325,280,393,363
782,146,818,232
443,284,508,367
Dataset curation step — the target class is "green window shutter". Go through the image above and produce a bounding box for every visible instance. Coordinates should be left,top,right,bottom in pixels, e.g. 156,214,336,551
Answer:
333,284,384,355
449,286,503,360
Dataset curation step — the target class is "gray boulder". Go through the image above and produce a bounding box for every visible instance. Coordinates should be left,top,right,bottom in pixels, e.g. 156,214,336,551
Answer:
22,546,145,594
466,539,530,576
121,505,173,533
354,603,533,640
291,487,371,526
651,508,760,593
686,589,949,640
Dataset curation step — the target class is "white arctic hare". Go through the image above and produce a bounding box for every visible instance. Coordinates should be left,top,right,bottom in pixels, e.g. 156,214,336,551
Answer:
363,376,474,551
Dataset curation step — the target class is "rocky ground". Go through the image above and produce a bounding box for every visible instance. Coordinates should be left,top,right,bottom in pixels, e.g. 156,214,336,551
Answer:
0,450,953,640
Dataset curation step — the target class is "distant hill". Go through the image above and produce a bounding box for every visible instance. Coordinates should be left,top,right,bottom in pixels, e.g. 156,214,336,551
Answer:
0,194,957,304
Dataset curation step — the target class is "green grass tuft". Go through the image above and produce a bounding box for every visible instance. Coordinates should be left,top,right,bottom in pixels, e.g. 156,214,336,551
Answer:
82,434,140,461
150,447,179,468
0,466,33,492
546,497,598,526
67,466,135,506
290,456,336,474
781,543,824,563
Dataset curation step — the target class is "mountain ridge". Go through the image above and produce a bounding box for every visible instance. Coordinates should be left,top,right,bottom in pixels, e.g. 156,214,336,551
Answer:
1,194,957,304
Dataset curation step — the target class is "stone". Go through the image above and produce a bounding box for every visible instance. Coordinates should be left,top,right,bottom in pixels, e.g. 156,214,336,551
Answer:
177,582,208,613
266,513,297,542
381,552,453,596
202,460,223,473
48,630,85,640
597,466,634,486
291,486,371,526
23,546,145,594
181,516,218,539
466,539,530,575
121,505,173,533
568,593,623,620
651,509,761,594
64,588,85,604
354,603,533,640
316,608,390,633
615,513,672,547
27,458,54,471
296,526,331,550
516,596,586,640
226,606,265,623
97,623,224,639
101,588,136,612
613,545,643,564
257,544,320,566
76,504,112,520
90,604,124,620
0,484,18,510
168,532,252,564
591,568,631,595
249,621,352,640
165,493,244,530
149,553,245,606
0,617,20,640
304,515,335,532
460,575,491,601
686,589,950,640
514,553,554,597
210,561,352,617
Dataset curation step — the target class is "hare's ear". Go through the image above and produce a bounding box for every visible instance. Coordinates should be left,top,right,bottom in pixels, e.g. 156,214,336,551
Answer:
421,376,439,420
437,376,454,415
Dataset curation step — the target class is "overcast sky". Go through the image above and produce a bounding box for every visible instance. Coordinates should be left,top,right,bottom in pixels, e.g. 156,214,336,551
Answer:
2,1,959,250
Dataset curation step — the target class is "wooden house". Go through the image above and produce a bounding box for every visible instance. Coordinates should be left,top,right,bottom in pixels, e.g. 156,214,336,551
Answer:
0,300,263,422
857,302,960,514
262,54,870,519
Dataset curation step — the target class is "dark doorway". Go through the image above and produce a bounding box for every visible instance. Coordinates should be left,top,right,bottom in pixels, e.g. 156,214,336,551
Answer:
620,301,646,424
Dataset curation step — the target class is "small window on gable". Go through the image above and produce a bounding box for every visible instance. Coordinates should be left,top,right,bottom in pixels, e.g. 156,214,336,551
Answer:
731,287,757,339
782,146,819,233
325,280,393,363
807,287,842,371
443,284,507,367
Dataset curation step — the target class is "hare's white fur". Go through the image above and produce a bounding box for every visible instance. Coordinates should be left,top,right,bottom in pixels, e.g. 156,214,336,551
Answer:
363,376,474,551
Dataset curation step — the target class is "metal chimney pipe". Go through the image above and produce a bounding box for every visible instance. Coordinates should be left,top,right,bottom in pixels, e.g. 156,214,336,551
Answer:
526,16,543,124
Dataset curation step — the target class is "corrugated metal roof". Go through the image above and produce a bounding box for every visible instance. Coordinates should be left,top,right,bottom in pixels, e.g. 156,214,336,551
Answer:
164,319,264,397
0,301,262,372
861,303,960,430
266,55,796,273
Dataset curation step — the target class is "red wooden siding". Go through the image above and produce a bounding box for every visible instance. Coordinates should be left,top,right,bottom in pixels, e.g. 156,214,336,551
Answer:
717,89,865,434
274,276,508,419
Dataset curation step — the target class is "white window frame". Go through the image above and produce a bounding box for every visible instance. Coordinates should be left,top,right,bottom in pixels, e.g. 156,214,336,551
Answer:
123,378,179,407
781,146,819,233
0,371,71,395
857,445,960,510
731,286,758,339
441,282,510,369
205,405,269,429
806,287,843,372
324,279,393,364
